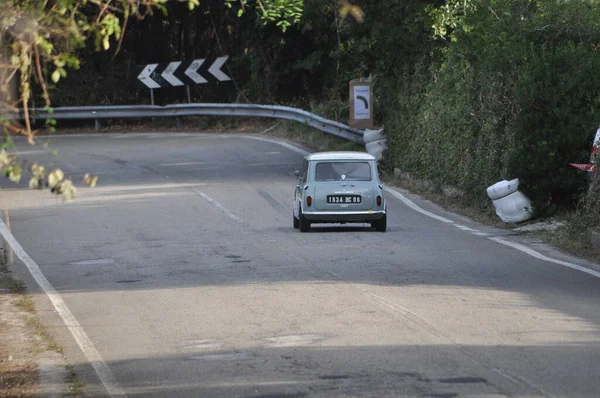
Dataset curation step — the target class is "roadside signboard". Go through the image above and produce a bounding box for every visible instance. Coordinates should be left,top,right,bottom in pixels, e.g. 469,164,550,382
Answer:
349,78,373,129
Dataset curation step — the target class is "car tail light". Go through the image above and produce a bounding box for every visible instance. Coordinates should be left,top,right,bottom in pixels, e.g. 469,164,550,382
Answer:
376,195,382,206
307,196,312,207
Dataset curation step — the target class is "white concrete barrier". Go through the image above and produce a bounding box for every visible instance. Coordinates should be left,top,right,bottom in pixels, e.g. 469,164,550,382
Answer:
363,129,385,144
487,179,532,223
366,139,387,161
486,179,520,201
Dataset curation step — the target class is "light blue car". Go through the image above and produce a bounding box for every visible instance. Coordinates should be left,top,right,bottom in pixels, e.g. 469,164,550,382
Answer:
293,152,387,232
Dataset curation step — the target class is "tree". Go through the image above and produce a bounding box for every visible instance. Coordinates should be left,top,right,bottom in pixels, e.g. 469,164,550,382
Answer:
0,0,305,139
386,0,600,213
0,0,305,199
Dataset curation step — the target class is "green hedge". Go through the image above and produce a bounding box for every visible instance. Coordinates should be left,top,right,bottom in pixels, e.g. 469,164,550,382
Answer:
383,0,600,215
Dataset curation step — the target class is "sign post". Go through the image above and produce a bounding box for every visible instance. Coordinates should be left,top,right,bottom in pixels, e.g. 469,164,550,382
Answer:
349,78,373,129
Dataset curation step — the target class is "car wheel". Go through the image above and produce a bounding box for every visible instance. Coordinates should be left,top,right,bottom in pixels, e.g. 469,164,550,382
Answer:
374,214,387,232
293,214,299,229
299,207,311,233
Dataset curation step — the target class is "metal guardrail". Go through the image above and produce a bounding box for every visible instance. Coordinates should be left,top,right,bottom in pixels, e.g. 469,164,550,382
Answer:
19,104,365,144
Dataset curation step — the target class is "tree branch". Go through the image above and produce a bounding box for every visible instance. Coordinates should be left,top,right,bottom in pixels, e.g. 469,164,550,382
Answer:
33,43,51,108
112,4,130,60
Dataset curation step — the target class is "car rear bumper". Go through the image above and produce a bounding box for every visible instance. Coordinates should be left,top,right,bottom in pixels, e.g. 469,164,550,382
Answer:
302,210,386,223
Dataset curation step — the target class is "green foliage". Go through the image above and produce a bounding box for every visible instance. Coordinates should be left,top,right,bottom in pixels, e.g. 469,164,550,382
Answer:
428,0,476,39
1,0,306,199
225,0,303,31
384,0,600,214
571,161,600,232
4,0,600,217
1,0,305,139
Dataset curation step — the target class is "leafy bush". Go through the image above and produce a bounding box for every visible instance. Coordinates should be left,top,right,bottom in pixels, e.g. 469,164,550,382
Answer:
384,0,600,214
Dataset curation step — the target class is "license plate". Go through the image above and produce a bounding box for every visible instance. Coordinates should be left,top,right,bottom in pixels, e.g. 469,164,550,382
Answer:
327,195,361,204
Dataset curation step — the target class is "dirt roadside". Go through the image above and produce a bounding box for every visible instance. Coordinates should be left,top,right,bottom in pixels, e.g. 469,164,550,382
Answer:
1,261,75,397
0,289,39,398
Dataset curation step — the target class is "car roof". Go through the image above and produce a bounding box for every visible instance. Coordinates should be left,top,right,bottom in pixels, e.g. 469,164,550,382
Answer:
306,151,375,161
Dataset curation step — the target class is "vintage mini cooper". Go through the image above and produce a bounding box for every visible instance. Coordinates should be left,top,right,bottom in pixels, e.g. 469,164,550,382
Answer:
293,152,387,232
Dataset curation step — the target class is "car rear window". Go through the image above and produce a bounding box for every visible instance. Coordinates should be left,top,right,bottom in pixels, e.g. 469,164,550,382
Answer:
314,162,372,181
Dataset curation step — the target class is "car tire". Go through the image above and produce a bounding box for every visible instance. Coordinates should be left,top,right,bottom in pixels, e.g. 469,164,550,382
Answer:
299,207,310,233
374,214,387,232
293,214,299,229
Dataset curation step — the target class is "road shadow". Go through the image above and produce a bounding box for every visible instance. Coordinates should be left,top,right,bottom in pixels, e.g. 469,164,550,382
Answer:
70,343,600,398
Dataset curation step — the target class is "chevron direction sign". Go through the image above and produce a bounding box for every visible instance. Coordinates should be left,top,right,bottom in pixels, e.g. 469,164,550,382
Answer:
137,56,231,89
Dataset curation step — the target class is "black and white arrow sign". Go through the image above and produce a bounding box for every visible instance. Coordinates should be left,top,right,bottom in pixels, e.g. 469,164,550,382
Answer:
185,59,208,84
161,61,185,86
137,56,231,89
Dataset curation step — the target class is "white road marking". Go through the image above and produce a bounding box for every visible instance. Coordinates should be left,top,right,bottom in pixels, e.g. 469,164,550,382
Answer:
454,224,489,236
68,259,115,265
0,219,126,397
489,237,600,279
193,190,241,221
383,187,454,224
455,224,476,232
241,135,310,156
255,136,600,280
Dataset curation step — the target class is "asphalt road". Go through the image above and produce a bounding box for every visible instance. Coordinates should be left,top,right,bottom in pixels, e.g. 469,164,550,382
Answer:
3,133,600,398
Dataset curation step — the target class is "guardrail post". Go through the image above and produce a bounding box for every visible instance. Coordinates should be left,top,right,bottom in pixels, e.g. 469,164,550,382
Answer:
95,119,101,130
176,116,183,128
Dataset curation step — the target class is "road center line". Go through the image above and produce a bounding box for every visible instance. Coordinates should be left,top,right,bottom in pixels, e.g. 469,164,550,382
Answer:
193,190,242,222
0,219,126,398
241,135,311,156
